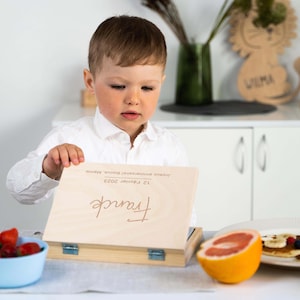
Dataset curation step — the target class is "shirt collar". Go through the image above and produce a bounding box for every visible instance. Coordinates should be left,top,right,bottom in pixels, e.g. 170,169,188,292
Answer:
93,108,157,141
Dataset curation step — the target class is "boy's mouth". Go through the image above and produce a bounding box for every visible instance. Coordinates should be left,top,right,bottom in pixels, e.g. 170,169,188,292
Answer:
121,111,140,120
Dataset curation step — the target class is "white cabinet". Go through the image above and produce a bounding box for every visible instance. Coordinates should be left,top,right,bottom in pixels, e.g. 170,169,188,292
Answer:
171,128,252,230
253,127,300,219
171,127,300,230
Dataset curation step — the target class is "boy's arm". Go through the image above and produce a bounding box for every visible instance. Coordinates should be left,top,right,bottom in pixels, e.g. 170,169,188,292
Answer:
6,155,59,204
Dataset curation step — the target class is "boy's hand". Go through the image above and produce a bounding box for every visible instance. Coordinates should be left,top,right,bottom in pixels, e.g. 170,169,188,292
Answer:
42,143,85,180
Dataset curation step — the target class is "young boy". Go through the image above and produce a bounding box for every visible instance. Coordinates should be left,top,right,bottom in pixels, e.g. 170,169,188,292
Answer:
6,15,189,206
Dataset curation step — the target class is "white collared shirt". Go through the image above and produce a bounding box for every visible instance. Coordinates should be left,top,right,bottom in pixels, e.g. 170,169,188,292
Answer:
6,109,189,205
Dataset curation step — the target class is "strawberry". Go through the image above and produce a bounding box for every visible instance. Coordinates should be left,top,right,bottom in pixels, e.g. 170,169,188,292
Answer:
287,236,296,245
0,227,18,248
0,243,17,257
17,242,41,256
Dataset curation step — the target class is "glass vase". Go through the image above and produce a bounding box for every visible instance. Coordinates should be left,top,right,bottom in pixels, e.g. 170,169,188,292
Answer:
175,43,213,106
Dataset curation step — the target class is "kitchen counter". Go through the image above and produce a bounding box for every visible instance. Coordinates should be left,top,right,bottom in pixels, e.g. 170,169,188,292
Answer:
52,101,300,128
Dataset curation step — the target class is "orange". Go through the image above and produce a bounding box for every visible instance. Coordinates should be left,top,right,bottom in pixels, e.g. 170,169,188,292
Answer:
196,229,262,284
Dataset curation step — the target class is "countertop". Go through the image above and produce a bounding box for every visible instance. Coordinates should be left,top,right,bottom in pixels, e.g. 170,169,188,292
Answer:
52,101,300,128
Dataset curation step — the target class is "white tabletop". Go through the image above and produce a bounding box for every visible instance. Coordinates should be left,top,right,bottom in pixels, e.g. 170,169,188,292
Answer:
1,231,299,299
0,260,299,300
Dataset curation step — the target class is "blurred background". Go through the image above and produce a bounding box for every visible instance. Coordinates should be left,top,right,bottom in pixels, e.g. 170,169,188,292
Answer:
1,0,299,230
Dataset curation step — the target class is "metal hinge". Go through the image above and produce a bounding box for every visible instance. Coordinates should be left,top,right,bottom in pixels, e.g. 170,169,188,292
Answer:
148,249,165,261
62,243,79,255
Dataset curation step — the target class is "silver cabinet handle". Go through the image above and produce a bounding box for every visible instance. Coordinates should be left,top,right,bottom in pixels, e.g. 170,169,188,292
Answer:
235,136,245,174
257,134,267,172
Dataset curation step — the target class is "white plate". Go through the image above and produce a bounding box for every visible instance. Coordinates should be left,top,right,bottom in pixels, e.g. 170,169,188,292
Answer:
216,218,300,269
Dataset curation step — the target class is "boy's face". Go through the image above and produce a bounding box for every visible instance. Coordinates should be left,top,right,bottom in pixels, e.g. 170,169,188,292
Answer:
84,56,165,140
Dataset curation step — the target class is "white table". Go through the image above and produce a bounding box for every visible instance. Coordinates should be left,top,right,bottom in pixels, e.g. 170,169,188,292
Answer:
1,261,300,300
1,232,299,299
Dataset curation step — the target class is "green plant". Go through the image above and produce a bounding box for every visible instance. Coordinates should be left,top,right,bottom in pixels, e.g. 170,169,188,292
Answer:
141,0,287,45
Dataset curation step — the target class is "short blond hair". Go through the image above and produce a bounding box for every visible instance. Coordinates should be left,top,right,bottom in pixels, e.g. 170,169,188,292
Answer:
88,15,167,75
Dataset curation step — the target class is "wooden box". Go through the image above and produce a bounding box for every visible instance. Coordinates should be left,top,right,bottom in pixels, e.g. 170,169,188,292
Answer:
43,163,202,267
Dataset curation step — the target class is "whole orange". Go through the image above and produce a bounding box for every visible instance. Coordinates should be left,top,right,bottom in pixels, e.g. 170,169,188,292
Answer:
196,229,262,284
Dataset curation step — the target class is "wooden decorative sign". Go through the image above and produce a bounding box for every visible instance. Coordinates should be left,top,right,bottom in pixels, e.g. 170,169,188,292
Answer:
43,163,201,266
229,0,300,105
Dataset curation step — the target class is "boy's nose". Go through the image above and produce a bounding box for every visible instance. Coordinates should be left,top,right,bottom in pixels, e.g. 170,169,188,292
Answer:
125,90,140,105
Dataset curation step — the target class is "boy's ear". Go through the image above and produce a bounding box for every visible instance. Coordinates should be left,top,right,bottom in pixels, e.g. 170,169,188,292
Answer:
83,69,95,94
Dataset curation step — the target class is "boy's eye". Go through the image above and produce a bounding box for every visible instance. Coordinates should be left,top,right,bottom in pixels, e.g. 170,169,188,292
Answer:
141,86,153,91
111,85,125,90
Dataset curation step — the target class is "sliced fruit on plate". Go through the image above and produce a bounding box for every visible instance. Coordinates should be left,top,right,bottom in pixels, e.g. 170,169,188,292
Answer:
262,233,300,258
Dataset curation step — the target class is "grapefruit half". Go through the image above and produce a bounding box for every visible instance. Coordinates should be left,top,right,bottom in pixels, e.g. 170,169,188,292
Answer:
196,229,262,284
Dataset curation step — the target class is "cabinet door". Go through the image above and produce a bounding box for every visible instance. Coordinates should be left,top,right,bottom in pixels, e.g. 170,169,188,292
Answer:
253,127,300,219
171,128,252,230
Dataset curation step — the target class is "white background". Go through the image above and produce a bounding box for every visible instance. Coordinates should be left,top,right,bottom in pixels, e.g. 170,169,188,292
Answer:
1,0,300,231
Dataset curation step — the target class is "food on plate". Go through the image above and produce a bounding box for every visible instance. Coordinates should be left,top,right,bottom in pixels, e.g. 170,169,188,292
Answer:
196,229,262,284
0,227,42,258
262,233,300,258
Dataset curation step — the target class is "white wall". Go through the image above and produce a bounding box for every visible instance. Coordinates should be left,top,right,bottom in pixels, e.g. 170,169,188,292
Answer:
1,0,300,231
